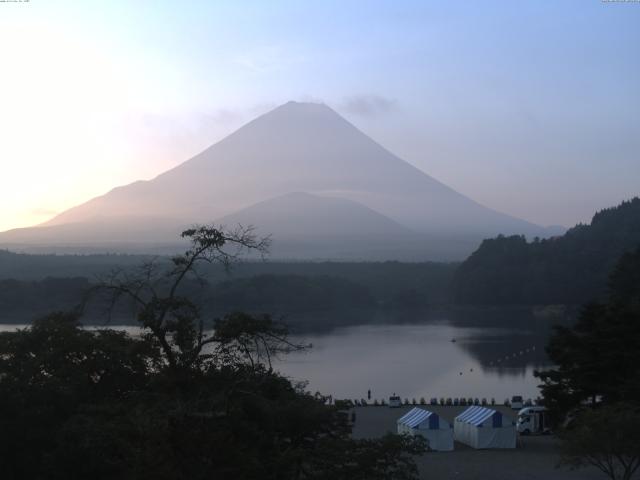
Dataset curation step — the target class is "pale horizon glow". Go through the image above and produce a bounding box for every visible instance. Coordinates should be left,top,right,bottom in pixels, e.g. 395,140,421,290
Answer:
1,1,638,232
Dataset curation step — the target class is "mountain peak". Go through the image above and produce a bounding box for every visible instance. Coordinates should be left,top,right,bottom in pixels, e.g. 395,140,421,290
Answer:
279,100,330,110
261,100,342,124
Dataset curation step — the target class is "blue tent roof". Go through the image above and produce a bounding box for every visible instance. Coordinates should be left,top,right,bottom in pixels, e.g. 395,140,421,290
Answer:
455,406,502,427
397,407,440,429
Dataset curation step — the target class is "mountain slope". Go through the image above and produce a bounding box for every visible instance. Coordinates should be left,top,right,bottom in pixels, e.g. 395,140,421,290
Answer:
218,192,411,237
452,197,640,305
1,101,548,258
0,216,189,253
216,192,427,259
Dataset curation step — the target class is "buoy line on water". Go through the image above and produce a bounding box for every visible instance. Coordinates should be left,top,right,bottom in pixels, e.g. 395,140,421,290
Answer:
488,345,538,366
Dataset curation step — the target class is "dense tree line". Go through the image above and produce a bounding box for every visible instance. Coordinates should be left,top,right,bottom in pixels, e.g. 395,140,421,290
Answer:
210,274,374,312
452,198,640,305
0,277,89,320
0,272,440,327
0,275,376,325
0,226,426,480
0,249,149,279
536,245,640,419
536,246,640,480
0,251,456,305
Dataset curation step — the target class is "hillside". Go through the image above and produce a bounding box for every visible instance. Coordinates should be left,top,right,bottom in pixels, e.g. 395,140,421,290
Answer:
451,198,640,305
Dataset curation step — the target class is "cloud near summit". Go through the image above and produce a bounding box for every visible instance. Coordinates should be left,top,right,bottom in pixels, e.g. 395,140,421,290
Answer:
340,95,398,117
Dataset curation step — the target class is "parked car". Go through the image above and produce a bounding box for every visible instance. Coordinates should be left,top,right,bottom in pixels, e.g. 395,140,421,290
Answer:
389,394,402,408
510,395,523,410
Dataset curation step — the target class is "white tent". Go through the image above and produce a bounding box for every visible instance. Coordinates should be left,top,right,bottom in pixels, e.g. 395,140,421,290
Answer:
397,407,454,451
454,406,516,449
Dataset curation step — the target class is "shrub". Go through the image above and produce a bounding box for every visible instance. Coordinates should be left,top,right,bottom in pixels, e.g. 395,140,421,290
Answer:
335,399,353,409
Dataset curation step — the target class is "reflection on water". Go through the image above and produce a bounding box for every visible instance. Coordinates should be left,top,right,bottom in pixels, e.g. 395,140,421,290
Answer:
277,309,568,402
0,308,571,403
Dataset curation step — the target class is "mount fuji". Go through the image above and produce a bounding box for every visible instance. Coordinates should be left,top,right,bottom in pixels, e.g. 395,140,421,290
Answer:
0,101,556,259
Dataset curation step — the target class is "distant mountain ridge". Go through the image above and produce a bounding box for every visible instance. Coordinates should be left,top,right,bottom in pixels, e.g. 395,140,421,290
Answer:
218,192,412,237
0,101,557,259
452,197,640,305
217,192,434,260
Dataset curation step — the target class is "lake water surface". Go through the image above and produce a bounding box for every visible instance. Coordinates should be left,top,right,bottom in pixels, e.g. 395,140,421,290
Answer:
0,311,560,403
278,320,552,403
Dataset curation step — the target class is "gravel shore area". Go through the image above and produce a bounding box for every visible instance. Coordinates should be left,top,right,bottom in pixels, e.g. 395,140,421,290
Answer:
351,406,604,480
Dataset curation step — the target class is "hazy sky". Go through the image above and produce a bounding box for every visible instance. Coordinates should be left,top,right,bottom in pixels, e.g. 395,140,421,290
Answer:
1,0,638,232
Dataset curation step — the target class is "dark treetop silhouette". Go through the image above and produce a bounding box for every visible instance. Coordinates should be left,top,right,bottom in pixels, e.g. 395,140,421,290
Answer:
0,224,427,480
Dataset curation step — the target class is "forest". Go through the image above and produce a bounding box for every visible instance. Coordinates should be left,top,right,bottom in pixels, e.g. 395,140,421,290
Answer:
1,198,639,327
0,258,455,328
452,198,640,305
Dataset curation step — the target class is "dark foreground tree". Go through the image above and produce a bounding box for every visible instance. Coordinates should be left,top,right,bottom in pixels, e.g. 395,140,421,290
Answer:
94,224,272,372
0,225,426,480
558,404,640,480
536,246,640,479
535,246,640,422
0,312,160,479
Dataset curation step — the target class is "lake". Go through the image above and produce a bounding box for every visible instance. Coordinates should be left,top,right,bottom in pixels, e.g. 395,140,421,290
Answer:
0,309,563,403
278,319,552,403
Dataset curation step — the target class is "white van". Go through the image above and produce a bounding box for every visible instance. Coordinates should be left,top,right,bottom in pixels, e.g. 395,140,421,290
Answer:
517,406,551,435
389,395,402,408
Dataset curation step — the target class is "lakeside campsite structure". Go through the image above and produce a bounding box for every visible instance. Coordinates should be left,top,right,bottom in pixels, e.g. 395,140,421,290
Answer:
396,407,454,451
454,406,516,449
